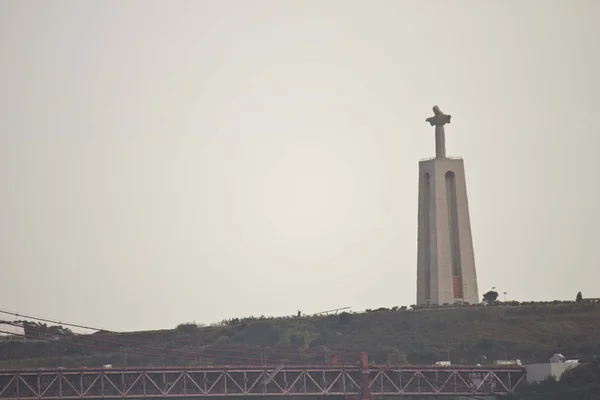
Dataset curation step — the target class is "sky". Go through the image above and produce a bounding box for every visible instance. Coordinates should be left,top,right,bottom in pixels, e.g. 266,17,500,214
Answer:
1,0,599,332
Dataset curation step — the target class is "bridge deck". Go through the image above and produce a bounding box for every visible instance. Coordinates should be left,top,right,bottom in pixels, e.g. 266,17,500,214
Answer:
0,365,525,399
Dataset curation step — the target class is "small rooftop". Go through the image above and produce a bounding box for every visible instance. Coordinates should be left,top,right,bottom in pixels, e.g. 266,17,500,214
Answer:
549,353,580,363
0,322,25,337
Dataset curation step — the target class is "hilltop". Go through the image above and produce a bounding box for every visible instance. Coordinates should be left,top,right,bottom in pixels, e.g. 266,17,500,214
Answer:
1,302,599,369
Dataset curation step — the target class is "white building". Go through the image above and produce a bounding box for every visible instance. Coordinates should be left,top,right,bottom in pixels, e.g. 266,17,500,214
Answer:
525,353,579,383
0,323,26,343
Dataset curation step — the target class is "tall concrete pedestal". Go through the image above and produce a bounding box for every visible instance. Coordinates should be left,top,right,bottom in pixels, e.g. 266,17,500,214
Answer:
416,106,479,306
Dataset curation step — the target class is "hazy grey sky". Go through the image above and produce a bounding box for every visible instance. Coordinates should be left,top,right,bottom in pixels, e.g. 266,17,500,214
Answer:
1,1,599,332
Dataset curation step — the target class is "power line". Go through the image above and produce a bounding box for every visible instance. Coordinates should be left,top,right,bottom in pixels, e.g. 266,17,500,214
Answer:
1,323,339,366
0,309,112,333
0,328,261,366
0,329,223,365
0,308,357,358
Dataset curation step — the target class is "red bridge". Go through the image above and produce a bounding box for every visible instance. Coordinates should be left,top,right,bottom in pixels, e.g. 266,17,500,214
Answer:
0,361,525,399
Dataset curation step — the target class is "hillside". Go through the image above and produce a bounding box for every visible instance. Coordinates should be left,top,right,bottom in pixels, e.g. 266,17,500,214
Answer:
1,302,599,369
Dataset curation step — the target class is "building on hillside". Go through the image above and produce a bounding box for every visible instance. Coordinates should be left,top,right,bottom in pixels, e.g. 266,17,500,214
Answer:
583,297,600,303
0,323,26,343
525,353,580,383
549,353,580,364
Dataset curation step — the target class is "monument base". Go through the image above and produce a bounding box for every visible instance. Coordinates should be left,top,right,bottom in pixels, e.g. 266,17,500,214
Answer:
416,157,479,306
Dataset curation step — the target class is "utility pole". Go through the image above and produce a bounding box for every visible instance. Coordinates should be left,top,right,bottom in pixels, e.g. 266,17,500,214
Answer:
257,345,265,365
120,345,127,366
321,346,330,364
52,347,58,367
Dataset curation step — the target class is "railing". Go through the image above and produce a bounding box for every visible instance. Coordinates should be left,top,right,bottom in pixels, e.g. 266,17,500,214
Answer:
419,156,464,162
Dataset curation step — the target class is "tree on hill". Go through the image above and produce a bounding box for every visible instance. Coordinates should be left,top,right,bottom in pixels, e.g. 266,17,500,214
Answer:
576,291,583,302
384,347,408,365
20,321,72,340
483,290,499,303
338,312,353,325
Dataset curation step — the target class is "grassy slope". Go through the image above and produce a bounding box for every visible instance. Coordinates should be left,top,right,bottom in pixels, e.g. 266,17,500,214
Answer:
1,303,599,368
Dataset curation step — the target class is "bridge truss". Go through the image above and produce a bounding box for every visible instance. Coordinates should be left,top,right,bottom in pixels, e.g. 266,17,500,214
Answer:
0,365,525,399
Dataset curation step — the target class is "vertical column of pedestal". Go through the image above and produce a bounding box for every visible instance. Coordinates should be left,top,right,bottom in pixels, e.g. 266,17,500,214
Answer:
451,161,479,304
446,168,463,301
416,161,432,305
432,160,455,305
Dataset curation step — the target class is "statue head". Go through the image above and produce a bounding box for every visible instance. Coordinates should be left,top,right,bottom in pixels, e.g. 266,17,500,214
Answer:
426,106,451,126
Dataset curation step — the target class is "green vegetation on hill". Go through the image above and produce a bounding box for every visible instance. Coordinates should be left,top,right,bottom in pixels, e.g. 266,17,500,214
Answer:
1,302,599,369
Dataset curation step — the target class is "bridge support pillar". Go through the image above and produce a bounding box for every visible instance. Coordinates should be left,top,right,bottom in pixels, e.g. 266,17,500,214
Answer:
360,352,370,400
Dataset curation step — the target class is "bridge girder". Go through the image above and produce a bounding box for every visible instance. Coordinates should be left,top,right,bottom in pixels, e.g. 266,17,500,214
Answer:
0,366,525,399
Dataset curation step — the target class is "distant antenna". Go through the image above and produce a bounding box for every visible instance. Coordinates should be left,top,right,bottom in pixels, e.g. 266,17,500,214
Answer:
311,307,351,316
